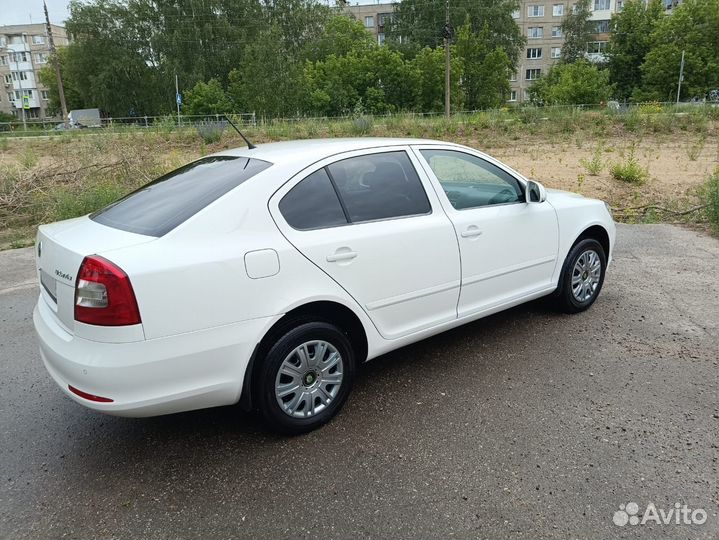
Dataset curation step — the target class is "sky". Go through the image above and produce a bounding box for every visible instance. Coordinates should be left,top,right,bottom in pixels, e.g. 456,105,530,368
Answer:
1,0,72,26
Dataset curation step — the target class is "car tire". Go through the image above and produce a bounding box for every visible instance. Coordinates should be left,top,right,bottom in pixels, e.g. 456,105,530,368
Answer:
555,238,607,314
255,321,355,435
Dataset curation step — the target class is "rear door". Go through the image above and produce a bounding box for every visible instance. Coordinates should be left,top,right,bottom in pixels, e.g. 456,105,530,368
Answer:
269,147,461,340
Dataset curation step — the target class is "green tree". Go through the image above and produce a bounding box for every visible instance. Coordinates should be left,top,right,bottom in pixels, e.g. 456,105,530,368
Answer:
455,22,512,109
302,45,421,116
560,0,594,63
410,47,463,112
183,79,233,115
389,0,525,71
37,47,84,116
528,60,613,104
302,15,374,62
228,25,304,118
607,0,664,100
638,0,719,101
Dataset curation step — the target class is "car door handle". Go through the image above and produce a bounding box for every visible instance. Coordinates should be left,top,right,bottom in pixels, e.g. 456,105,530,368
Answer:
326,250,358,262
461,227,483,238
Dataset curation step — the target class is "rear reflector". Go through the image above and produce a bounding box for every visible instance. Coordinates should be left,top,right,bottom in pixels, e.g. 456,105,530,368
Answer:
74,255,141,326
68,385,114,403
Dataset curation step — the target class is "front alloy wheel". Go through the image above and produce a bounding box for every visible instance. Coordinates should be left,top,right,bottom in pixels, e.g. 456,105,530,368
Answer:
556,238,607,313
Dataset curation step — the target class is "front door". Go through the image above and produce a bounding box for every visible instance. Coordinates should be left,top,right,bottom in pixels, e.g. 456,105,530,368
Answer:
414,147,559,318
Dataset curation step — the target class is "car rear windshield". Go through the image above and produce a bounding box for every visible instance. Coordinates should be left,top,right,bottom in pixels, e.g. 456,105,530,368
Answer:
91,156,271,236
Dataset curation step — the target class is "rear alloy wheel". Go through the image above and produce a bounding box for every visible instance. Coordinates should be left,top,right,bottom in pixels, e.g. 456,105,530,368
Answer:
555,238,607,314
256,321,355,434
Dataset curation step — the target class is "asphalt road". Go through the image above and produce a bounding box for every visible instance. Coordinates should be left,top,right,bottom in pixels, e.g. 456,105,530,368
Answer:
0,224,717,540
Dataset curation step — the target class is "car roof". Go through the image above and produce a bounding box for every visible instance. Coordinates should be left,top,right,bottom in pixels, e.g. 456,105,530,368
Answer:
213,137,460,167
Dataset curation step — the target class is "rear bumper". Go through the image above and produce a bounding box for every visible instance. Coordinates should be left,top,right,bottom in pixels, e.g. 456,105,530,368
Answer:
33,297,277,417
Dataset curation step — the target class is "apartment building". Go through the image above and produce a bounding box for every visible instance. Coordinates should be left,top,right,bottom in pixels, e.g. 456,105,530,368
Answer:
345,2,396,45
346,0,621,104
0,23,69,119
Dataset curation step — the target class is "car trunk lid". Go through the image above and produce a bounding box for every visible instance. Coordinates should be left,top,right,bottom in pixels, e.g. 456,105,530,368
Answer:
36,216,155,335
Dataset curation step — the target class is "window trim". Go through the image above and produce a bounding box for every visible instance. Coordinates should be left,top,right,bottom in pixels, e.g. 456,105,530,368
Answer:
275,147,435,232
411,146,529,213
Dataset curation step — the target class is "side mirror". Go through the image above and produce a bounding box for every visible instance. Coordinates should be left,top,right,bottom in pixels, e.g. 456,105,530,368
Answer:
527,180,547,203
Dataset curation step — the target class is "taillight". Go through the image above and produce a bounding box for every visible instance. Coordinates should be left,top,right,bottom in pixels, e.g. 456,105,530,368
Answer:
74,255,141,326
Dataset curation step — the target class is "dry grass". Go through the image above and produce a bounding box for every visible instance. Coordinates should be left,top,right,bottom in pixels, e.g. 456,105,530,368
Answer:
1,109,717,249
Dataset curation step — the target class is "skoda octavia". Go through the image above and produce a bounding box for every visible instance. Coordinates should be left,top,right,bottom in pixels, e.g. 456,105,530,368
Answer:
34,138,615,433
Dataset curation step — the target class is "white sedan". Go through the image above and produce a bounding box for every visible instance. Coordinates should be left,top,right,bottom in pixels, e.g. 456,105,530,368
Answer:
33,138,615,433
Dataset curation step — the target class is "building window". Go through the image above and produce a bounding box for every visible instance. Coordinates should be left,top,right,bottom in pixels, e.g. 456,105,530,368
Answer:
526,68,541,80
378,13,393,27
26,89,33,98
553,4,565,15
364,15,374,28
527,47,543,59
15,90,21,99
378,33,385,46
0,55,5,65
527,26,544,38
35,53,48,64
587,41,608,54
527,5,545,16
7,92,14,102
552,26,563,37
551,46,562,58
594,19,610,32
10,52,28,63
41,90,50,100
9,35,25,45
32,35,45,44
4,74,11,84
509,71,518,81
594,0,611,9
511,9,520,18
12,71,28,81
508,90,518,102
0,36,6,47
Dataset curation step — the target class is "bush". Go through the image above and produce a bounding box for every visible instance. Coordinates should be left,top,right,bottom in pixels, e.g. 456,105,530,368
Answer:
580,146,604,175
700,170,719,233
610,148,649,184
350,115,373,135
528,61,613,106
195,120,225,144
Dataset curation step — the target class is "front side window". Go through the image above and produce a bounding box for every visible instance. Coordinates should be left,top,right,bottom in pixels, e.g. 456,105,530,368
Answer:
420,150,524,210
92,157,272,236
327,151,431,223
279,169,347,230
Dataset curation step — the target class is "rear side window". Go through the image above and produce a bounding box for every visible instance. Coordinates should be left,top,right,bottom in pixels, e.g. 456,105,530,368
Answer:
91,156,271,236
327,151,431,223
279,169,348,230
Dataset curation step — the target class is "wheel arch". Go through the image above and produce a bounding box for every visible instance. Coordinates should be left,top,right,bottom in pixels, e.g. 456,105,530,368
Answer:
239,300,369,411
573,224,610,258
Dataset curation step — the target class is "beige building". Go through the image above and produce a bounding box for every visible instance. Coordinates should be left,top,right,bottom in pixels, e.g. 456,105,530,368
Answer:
0,23,69,119
345,0,620,104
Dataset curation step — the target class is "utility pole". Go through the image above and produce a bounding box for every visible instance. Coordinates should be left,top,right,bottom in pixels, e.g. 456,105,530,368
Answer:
44,0,68,125
676,50,685,105
443,0,451,118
